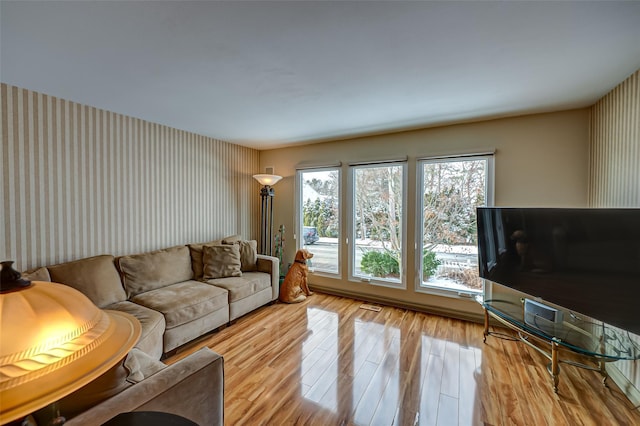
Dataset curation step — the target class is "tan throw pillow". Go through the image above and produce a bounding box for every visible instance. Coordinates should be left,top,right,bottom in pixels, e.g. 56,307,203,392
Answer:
55,348,164,421
221,234,242,244
224,240,258,272
21,266,51,282
202,244,242,279
188,239,222,280
123,348,165,383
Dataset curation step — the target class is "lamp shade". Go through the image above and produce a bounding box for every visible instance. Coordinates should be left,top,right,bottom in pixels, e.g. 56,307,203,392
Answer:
253,174,282,186
0,281,141,424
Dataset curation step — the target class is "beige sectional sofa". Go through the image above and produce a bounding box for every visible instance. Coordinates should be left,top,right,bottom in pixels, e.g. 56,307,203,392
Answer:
23,237,279,425
37,238,279,358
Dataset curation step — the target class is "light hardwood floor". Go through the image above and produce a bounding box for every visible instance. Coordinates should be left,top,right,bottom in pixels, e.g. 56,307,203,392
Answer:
166,293,640,425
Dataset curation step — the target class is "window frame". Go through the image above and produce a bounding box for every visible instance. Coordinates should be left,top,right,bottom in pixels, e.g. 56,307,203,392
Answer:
296,167,342,278
415,154,495,298
348,161,408,289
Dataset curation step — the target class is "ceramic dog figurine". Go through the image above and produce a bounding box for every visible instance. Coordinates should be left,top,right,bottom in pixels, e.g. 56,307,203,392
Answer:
279,249,314,303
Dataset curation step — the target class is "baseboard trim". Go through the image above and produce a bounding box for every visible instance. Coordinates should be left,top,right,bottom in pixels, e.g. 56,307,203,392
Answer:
607,363,640,407
309,285,484,324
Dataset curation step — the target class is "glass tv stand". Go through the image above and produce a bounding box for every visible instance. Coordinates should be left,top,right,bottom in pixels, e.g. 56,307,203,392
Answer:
480,298,640,393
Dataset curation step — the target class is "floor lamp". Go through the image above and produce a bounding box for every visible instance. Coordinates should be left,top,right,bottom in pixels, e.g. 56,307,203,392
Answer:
253,174,282,256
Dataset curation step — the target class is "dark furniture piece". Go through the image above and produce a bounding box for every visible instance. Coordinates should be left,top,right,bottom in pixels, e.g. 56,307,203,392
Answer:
102,411,198,426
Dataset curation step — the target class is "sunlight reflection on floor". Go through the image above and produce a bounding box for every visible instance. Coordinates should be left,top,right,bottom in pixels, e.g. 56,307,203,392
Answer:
300,305,481,425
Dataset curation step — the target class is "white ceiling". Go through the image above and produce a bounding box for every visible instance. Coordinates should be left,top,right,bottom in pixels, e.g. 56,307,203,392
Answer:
2,1,640,150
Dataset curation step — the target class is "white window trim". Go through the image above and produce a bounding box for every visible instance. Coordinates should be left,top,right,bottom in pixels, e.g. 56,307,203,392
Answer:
348,161,407,289
415,154,495,298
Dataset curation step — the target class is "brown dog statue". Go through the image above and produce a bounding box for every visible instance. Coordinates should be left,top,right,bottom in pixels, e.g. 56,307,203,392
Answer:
279,249,314,303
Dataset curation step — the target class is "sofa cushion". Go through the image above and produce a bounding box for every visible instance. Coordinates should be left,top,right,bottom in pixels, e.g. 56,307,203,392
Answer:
47,255,127,308
106,301,166,360
55,348,165,421
188,239,222,280
202,244,242,279
130,281,228,329
118,246,193,298
206,272,271,303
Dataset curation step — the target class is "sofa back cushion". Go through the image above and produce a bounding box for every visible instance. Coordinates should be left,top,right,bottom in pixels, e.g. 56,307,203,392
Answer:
118,246,193,297
47,255,126,308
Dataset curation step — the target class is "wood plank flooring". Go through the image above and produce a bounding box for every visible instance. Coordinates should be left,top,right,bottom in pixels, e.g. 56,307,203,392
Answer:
166,293,640,425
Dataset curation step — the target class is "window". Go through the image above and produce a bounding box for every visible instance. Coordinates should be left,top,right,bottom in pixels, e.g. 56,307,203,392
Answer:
350,162,406,286
298,168,340,275
418,155,494,294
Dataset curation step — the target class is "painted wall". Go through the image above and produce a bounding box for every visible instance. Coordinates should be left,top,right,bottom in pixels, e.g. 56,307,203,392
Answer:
260,109,590,319
588,69,640,404
1,83,260,270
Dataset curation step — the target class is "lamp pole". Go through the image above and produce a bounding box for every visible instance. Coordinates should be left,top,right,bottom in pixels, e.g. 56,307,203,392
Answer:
259,185,275,256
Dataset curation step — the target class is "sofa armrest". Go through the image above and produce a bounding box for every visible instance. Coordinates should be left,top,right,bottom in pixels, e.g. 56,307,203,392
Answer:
257,254,280,301
65,348,224,426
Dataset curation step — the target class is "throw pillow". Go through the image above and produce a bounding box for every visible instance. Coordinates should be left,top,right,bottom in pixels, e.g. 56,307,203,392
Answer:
188,239,222,280
54,348,165,421
223,239,258,272
21,266,51,282
202,244,242,279
221,234,242,244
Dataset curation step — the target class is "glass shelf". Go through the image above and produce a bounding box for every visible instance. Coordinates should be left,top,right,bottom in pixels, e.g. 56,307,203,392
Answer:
480,298,640,393
483,299,640,361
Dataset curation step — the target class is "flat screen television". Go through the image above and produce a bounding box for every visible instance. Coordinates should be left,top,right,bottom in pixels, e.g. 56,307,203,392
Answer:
477,207,640,335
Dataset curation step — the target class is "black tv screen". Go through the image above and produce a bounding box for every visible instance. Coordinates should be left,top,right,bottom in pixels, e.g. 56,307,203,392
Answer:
477,208,640,335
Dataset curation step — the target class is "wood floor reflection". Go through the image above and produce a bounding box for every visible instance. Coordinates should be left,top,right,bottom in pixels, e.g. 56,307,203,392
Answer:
167,293,640,425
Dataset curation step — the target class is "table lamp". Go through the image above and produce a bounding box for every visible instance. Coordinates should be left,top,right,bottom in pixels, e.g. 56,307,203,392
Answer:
0,261,141,424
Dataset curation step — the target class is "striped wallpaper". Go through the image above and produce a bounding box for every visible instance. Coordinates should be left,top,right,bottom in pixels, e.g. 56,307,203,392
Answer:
589,69,640,207
588,69,640,403
1,83,260,271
